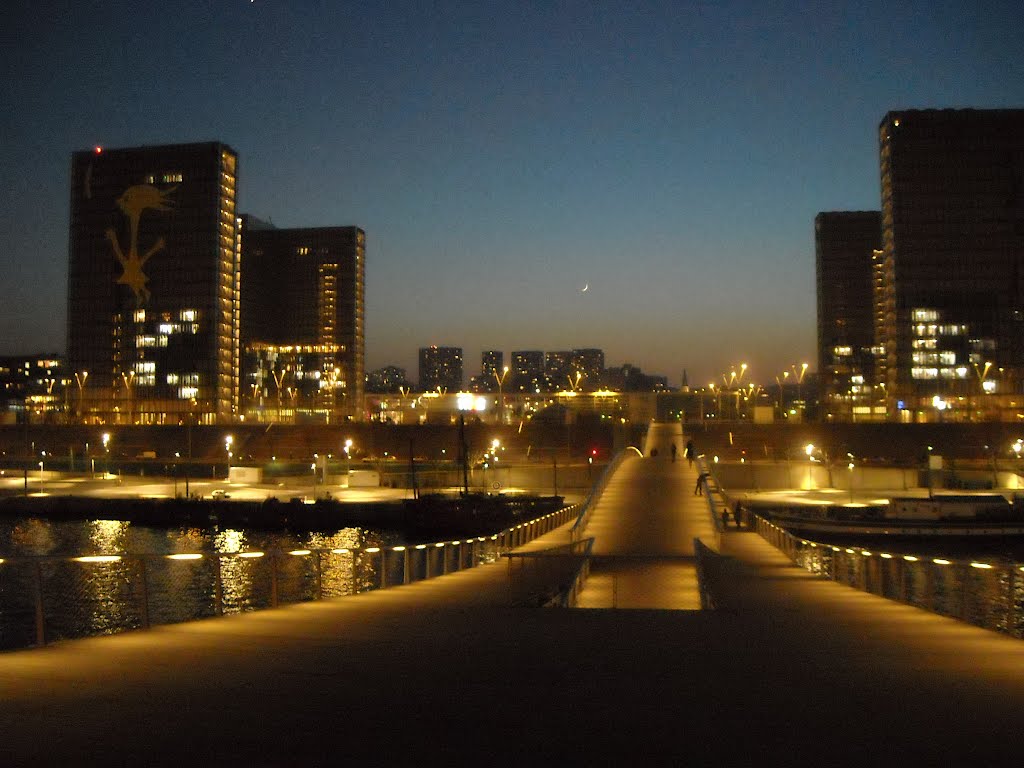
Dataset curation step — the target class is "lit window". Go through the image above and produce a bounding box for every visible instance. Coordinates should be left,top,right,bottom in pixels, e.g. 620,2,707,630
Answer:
179,386,198,399
133,309,146,323
167,373,179,385
180,309,197,322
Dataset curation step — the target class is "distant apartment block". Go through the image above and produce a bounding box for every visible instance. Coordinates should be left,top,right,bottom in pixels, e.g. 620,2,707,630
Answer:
366,366,410,394
571,348,605,390
418,346,463,392
510,350,544,393
0,354,65,424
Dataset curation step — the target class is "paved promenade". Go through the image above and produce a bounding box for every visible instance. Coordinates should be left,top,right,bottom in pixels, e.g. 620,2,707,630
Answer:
4,426,1024,764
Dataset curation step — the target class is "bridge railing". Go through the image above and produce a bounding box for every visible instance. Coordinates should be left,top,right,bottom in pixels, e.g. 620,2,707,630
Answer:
752,513,1024,639
569,446,642,544
0,503,582,651
503,537,595,607
695,456,725,551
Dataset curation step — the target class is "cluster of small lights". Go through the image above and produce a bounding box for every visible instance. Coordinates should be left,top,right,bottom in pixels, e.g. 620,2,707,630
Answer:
760,518,1008,573
1,507,583,578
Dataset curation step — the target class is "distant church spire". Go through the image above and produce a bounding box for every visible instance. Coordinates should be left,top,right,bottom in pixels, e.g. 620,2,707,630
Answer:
680,368,690,392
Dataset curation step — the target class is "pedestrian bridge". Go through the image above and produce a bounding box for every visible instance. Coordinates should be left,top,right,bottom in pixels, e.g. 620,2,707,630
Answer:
4,423,1024,764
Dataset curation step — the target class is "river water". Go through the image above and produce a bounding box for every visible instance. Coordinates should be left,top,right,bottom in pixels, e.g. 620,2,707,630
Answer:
0,516,404,651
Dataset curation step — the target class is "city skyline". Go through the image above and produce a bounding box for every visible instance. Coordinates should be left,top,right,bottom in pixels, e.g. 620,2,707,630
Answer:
3,1,1023,386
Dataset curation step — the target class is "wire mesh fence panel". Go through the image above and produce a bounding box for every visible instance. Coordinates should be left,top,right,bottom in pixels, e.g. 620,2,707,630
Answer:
146,558,219,625
0,561,39,649
219,556,273,613
44,560,142,642
319,551,357,598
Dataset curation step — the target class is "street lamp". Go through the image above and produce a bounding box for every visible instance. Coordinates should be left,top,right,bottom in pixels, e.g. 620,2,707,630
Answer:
102,432,110,476
792,363,809,418
224,435,233,480
120,371,136,424
38,459,44,494
344,438,353,484
848,460,855,503
494,366,510,425
74,371,89,423
805,443,815,489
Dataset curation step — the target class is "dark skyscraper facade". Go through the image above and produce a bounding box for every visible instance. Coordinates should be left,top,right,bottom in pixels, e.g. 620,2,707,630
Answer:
877,109,1024,420
479,350,505,392
511,350,544,393
67,142,239,424
240,222,365,421
418,346,463,392
815,211,881,420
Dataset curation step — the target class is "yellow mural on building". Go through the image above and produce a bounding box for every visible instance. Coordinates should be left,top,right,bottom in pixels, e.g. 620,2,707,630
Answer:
105,184,174,305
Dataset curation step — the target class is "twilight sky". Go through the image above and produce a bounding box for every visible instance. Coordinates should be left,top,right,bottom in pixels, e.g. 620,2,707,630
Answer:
2,1,1022,387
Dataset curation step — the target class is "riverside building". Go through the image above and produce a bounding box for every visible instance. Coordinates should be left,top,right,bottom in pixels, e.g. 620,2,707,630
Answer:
815,211,883,421
240,220,365,422
67,142,240,424
876,109,1024,421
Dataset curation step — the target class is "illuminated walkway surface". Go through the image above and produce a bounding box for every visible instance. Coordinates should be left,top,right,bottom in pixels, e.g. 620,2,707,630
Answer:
576,422,709,609
5,428,1024,763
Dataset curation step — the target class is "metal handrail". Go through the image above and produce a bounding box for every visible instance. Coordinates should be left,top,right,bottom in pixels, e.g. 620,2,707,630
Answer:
570,446,642,543
753,512,1024,639
0,503,582,650
503,537,595,607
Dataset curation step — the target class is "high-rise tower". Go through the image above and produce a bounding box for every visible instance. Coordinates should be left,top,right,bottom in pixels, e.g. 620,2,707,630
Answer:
67,142,239,424
877,109,1024,420
815,211,881,420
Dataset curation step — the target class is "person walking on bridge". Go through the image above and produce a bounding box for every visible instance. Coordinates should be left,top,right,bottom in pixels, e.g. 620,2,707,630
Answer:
684,440,695,468
694,468,709,496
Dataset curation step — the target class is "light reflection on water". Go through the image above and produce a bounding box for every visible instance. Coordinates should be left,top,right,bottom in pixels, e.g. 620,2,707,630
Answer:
0,517,398,650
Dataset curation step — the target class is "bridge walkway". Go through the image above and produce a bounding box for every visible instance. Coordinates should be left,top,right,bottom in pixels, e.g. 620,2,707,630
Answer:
5,429,1024,763
575,422,714,608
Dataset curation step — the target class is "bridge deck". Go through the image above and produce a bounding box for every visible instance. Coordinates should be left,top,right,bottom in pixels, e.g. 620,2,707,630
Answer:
4,427,1024,764
577,423,712,608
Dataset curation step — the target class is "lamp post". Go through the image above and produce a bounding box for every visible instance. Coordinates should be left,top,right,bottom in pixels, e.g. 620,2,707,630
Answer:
273,368,287,423
120,371,135,425
224,435,233,480
848,460,855,503
805,443,815,489
74,371,89,423
344,438,353,486
38,459,44,495
102,432,110,476
494,366,509,425
792,363,808,419
776,371,789,419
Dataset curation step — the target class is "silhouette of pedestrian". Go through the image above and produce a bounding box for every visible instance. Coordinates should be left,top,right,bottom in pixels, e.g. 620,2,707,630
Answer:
720,508,729,528
734,503,743,529
671,443,678,463
685,440,695,468
694,469,709,496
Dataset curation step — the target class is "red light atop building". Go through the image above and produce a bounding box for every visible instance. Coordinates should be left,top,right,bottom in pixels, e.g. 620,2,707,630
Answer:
94,146,103,154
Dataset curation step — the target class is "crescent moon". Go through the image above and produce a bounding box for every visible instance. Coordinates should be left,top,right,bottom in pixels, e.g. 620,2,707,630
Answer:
581,283,589,293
